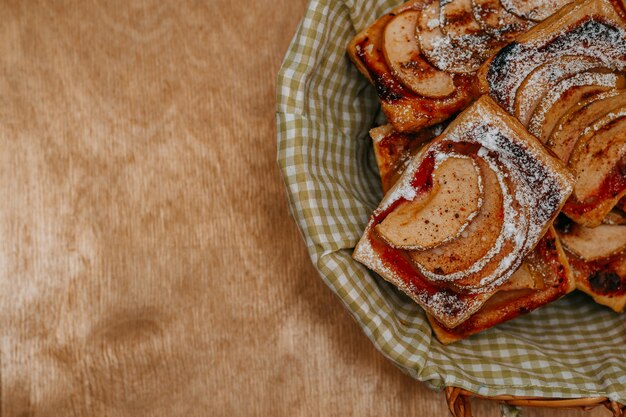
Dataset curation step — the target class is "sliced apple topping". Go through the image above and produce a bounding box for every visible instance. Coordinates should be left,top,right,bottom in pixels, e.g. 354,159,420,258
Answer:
383,11,455,98
547,89,626,162
376,155,482,249
500,0,574,21
417,0,483,73
497,262,545,291
471,0,534,39
569,113,626,204
513,56,602,127
446,161,530,290
560,224,626,261
438,0,507,69
527,71,624,140
414,157,530,291
441,0,483,38
410,157,502,274
478,0,626,113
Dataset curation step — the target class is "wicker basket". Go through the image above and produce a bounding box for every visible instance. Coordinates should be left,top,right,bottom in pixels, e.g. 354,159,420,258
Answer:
445,387,626,417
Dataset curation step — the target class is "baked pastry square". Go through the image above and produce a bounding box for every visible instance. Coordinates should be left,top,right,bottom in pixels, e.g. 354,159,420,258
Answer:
353,96,574,329
367,121,574,344
347,0,475,133
478,0,626,225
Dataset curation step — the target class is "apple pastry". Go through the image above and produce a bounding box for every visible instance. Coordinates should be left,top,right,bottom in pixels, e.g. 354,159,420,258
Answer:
365,108,575,344
346,0,552,133
478,0,626,226
353,96,574,339
347,0,613,134
555,215,626,312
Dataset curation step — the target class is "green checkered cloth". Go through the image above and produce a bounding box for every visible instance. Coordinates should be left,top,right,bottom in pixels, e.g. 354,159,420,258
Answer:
276,0,626,407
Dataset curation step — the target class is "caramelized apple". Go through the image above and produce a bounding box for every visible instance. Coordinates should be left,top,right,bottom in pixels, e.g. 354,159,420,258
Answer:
417,0,483,73
513,56,602,126
383,11,455,98
560,224,626,261
471,0,534,39
547,89,626,162
564,114,626,225
376,156,482,249
527,71,624,140
410,157,503,273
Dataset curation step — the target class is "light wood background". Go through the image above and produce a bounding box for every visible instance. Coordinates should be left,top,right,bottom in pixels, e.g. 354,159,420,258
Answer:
0,1,609,416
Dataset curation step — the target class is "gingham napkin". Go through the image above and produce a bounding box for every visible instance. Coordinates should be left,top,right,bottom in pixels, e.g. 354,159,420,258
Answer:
276,0,626,405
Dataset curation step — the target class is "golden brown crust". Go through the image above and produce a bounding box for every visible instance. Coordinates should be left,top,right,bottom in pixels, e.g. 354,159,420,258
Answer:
429,227,575,344
370,123,443,193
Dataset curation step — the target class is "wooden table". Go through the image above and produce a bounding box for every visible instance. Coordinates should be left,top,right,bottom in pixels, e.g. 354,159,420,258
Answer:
0,1,608,416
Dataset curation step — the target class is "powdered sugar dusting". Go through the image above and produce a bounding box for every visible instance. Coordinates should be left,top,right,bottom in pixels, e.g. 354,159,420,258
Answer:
500,0,574,21
418,0,497,73
515,56,603,124
527,72,620,136
427,18,439,30
487,13,626,113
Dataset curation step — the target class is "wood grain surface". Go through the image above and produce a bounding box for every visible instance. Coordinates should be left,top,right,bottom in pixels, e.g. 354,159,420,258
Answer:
0,1,609,416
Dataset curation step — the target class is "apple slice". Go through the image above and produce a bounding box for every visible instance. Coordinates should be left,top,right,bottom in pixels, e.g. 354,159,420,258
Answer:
547,89,626,162
410,157,502,274
497,262,545,291
376,156,482,249
513,56,602,127
383,11,455,98
500,0,574,21
417,0,482,73
526,72,625,140
441,0,483,38
440,0,507,61
569,113,626,204
536,87,612,143
471,0,534,39
447,163,530,290
560,224,626,261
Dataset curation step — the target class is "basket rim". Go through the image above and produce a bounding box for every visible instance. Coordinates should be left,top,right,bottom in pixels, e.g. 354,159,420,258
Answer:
445,386,626,416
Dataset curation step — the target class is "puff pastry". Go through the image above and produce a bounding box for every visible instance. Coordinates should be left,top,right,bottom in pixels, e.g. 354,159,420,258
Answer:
366,115,574,344
353,96,574,330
